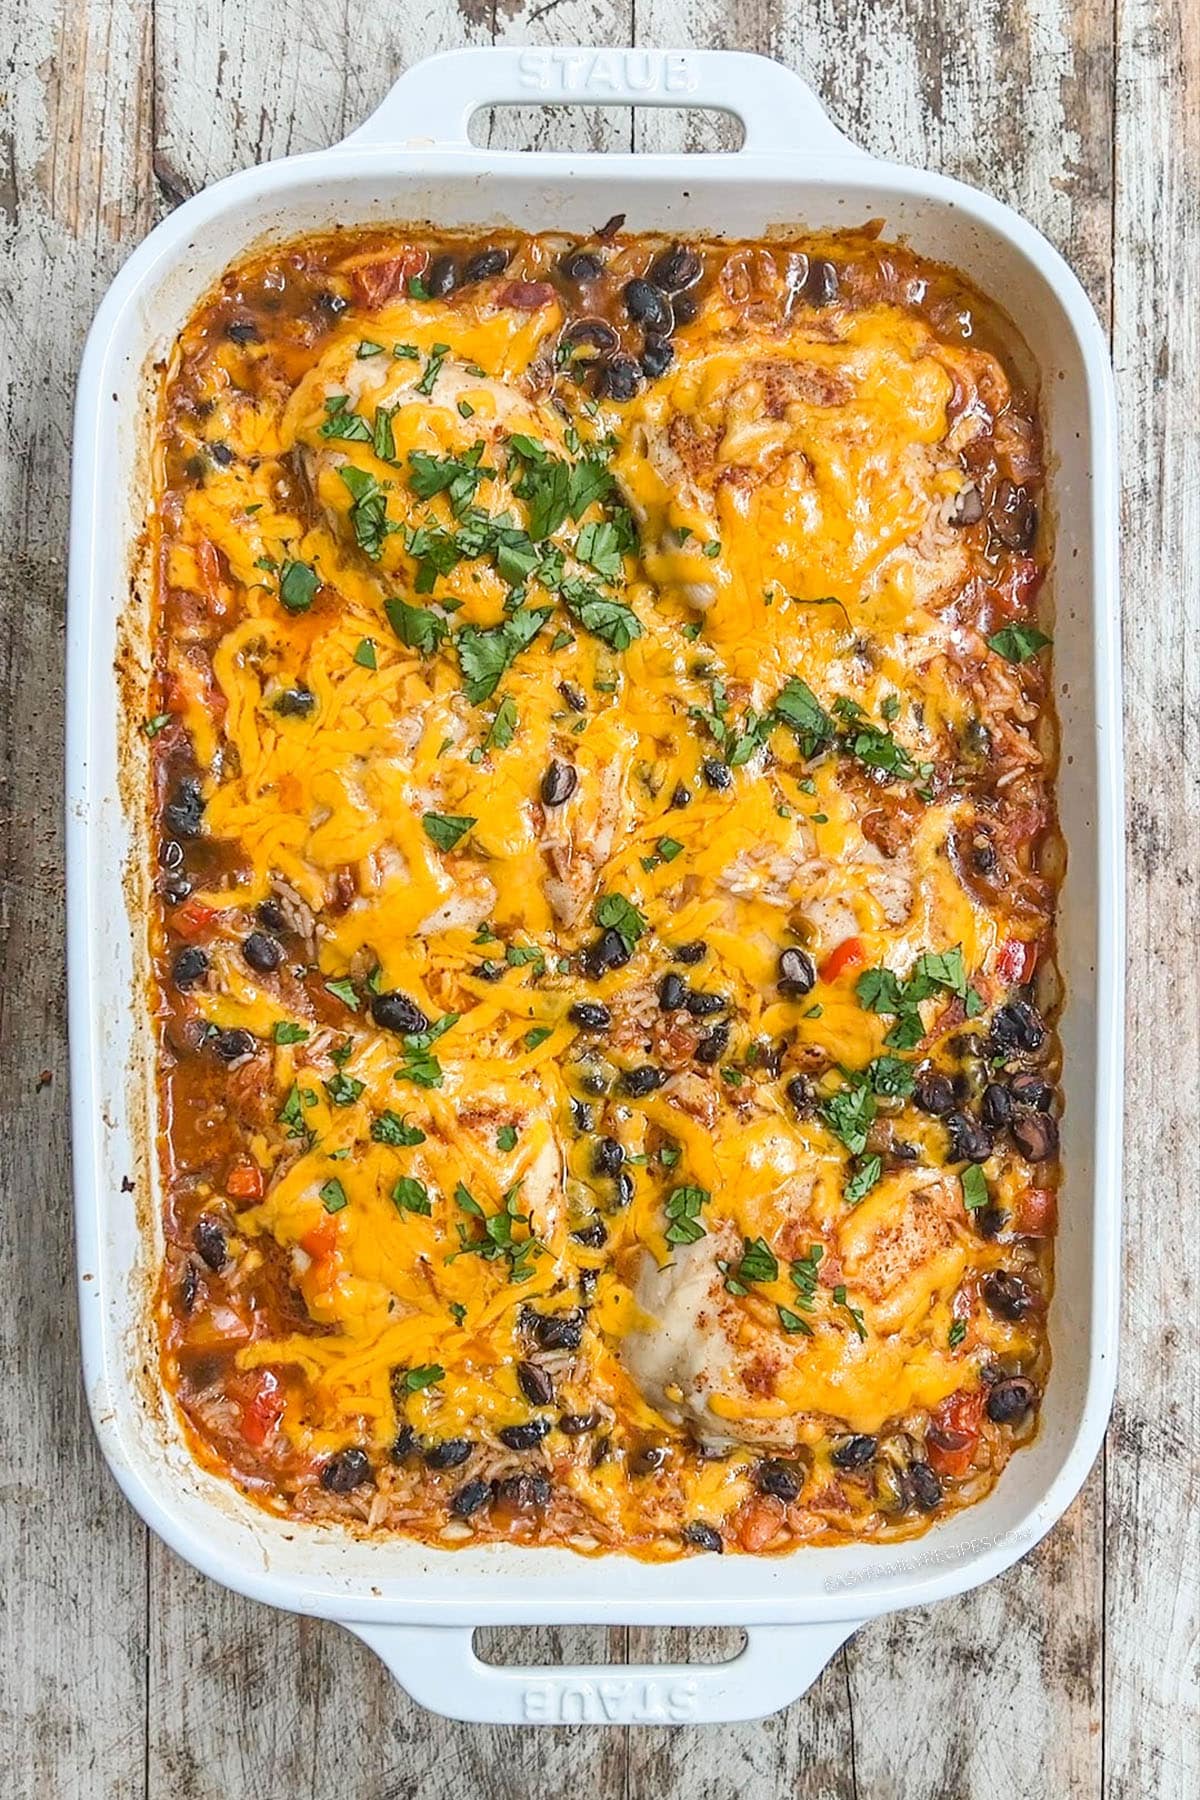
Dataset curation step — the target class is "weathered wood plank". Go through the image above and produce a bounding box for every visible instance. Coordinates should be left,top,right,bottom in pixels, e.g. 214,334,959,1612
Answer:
1107,0,1200,1792
0,1,155,1796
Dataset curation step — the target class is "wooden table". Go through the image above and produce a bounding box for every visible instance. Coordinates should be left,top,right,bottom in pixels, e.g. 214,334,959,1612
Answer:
3,2,1195,1794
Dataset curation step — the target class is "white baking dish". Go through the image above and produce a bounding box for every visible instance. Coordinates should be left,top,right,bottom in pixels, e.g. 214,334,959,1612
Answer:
68,45,1122,1726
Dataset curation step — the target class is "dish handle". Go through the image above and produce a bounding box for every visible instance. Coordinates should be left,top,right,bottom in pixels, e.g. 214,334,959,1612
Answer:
340,46,862,159
345,1619,861,1725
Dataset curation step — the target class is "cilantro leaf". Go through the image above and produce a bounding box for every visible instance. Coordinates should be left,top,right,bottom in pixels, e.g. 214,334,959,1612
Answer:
422,812,475,852
320,1178,348,1213
819,1079,877,1155
455,607,551,704
402,1363,443,1390
594,891,646,948
385,595,448,655
486,695,518,749
845,1154,883,1205
664,1184,710,1246
279,560,320,612
988,624,1051,663
371,1110,426,1147
575,520,624,581
273,1021,309,1045
318,395,372,442
338,466,397,560
392,1176,432,1215
560,577,643,651
961,1164,989,1211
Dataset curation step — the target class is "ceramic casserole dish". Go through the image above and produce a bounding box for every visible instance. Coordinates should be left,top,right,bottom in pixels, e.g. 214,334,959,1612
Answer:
68,45,1122,1725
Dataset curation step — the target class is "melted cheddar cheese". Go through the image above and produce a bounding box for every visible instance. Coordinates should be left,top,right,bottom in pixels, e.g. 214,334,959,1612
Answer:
151,227,1059,1556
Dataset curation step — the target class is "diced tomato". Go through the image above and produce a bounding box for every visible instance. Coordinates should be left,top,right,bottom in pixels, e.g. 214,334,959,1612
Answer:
350,249,428,309
820,936,866,982
498,279,556,310
1011,1185,1057,1237
995,937,1036,987
300,1217,338,1262
926,1388,985,1479
237,1370,283,1446
225,1160,264,1201
173,898,216,941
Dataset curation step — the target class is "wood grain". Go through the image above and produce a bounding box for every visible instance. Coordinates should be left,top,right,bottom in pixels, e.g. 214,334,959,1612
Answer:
3,0,1196,1792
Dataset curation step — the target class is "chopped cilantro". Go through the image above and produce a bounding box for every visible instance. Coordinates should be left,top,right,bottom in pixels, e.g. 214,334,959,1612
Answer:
353,637,378,669
961,1164,989,1211
486,694,518,749
456,607,551,704
318,394,372,442
320,1178,348,1213
834,1284,867,1340
371,1111,426,1147
324,977,359,1010
422,812,475,852
415,341,450,396
402,1364,444,1390
273,1021,310,1045
338,466,397,560
988,624,1051,663
844,1154,883,1205
279,560,320,612
664,1184,710,1246
324,1071,364,1107
497,1124,518,1152
392,1176,432,1216
819,1079,876,1156
594,891,646,950
524,1026,553,1051
384,595,448,655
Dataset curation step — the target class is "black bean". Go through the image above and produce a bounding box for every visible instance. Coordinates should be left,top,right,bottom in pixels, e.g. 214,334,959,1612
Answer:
579,1266,599,1304
912,1072,953,1116
980,1082,1014,1128
802,258,840,306
179,1262,199,1313
517,1361,556,1406
256,899,287,933
569,1001,611,1032
986,1376,1039,1424
162,872,193,904
831,1434,876,1470
785,1074,816,1116
614,1168,635,1207
948,485,984,527
559,1411,600,1436
475,960,503,981
164,778,204,839
1012,1111,1059,1161
907,1460,942,1511
989,999,1046,1056
172,945,209,990
621,1064,666,1096
640,335,674,378
623,278,672,333
649,244,702,293
684,989,725,1018
390,1425,418,1463
694,1024,730,1066
778,947,817,998
702,758,732,790
1009,1072,1053,1111
315,290,348,318
450,1478,491,1517
592,1136,624,1176
209,441,235,467
242,931,282,974
274,686,316,717
670,782,693,808
595,356,642,401
461,247,510,284
946,1111,994,1164
370,990,430,1034
498,1419,551,1452
210,1027,256,1064
494,1473,550,1511
559,248,604,282
226,319,261,344
681,1521,724,1553
756,1460,802,1503
159,838,185,871
630,1442,669,1475
673,941,707,965
320,1448,372,1492
193,1216,227,1272
671,292,698,326
559,680,588,712
426,253,458,296
572,1216,608,1248
564,317,619,352
989,479,1038,552
975,1204,1009,1240
579,1070,609,1097
424,1438,472,1470
584,928,632,978
569,1097,594,1134
530,1311,584,1351
982,1270,1036,1322
658,972,686,1011
541,759,578,806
